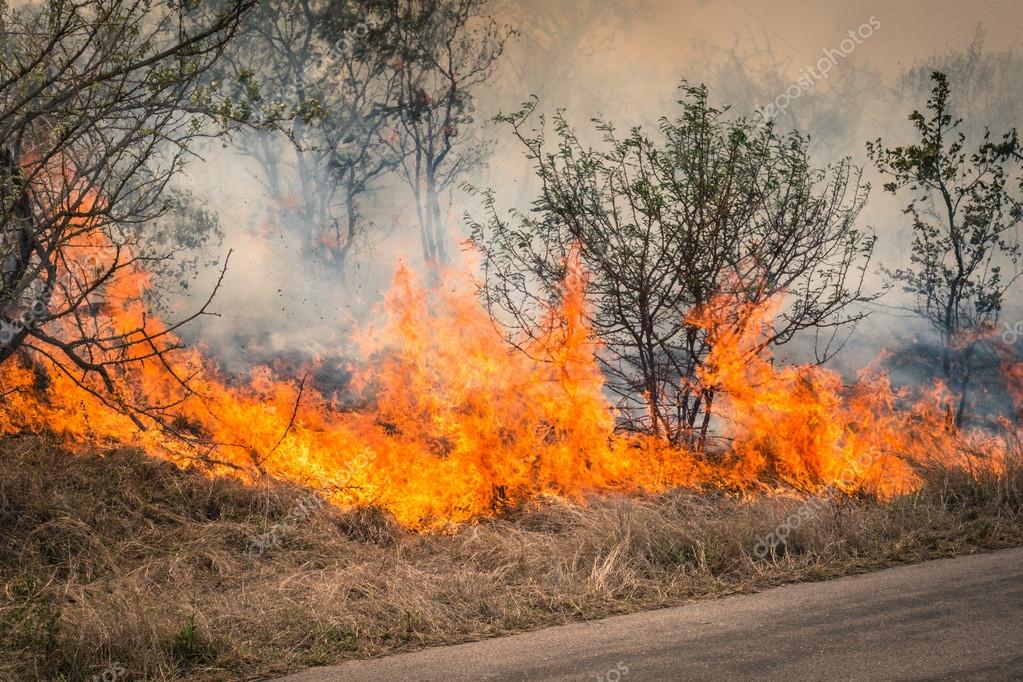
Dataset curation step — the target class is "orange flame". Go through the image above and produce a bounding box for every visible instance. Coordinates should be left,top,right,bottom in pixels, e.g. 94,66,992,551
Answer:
691,296,925,496
0,222,1015,528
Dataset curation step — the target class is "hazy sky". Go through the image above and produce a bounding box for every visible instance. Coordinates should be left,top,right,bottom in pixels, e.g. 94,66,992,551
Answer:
505,0,1023,87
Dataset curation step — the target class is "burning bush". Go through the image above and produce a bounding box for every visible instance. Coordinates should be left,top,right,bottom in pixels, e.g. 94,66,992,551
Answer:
471,82,878,446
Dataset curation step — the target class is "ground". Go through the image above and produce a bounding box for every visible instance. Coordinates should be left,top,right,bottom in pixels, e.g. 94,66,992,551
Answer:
281,548,1023,681
1,435,1021,680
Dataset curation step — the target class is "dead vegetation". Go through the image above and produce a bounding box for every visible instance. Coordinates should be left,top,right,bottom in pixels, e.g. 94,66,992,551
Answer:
1,435,1021,681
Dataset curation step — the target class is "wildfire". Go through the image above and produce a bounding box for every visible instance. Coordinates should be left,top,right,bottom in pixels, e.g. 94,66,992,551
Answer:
0,225,1016,528
693,296,953,498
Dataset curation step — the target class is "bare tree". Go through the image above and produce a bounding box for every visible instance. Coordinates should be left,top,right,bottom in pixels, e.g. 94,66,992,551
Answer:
219,0,402,279
868,71,1023,427
0,0,252,424
471,83,877,447
378,0,511,266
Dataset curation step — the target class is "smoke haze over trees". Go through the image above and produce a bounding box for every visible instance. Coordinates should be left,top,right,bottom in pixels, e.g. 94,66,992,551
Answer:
4,0,1023,438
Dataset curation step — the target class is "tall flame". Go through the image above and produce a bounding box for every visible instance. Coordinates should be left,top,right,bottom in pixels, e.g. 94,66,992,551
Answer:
0,218,1016,528
691,295,964,497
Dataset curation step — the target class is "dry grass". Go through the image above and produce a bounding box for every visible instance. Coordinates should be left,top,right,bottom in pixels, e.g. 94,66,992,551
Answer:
1,435,1022,681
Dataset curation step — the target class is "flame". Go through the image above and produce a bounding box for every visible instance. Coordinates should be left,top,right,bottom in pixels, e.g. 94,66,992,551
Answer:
0,209,1016,528
995,340,1023,418
0,241,707,527
691,296,926,497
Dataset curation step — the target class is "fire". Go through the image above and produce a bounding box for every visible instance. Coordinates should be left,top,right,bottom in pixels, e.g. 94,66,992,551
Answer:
0,240,705,527
0,219,1016,528
997,344,1023,418
692,296,926,497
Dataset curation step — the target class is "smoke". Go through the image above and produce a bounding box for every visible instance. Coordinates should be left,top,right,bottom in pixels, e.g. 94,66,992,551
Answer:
164,1,1023,398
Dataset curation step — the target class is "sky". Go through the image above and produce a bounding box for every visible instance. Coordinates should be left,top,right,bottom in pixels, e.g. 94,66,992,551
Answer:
491,0,1023,116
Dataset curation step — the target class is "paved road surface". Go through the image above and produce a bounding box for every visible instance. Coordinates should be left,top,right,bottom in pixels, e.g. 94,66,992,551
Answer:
281,548,1023,681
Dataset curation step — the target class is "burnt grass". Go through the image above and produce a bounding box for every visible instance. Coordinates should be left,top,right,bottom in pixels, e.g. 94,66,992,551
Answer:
1,435,1022,680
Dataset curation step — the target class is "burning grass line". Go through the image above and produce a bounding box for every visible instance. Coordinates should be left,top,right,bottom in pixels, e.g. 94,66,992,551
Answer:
1,240,1019,531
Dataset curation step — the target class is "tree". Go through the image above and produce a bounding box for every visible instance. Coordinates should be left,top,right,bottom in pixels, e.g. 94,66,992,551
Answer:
378,0,511,266
218,0,402,280
219,0,510,273
471,83,877,447
868,71,1023,427
898,27,1023,138
0,0,252,421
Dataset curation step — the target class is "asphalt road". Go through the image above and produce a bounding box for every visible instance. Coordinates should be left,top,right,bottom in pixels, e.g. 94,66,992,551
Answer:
280,548,1023,681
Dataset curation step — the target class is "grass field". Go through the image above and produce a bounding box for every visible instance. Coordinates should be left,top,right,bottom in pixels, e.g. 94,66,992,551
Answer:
2,435,1021,680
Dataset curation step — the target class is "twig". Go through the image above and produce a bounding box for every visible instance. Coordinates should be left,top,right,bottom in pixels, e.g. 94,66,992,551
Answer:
264,372,309,462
